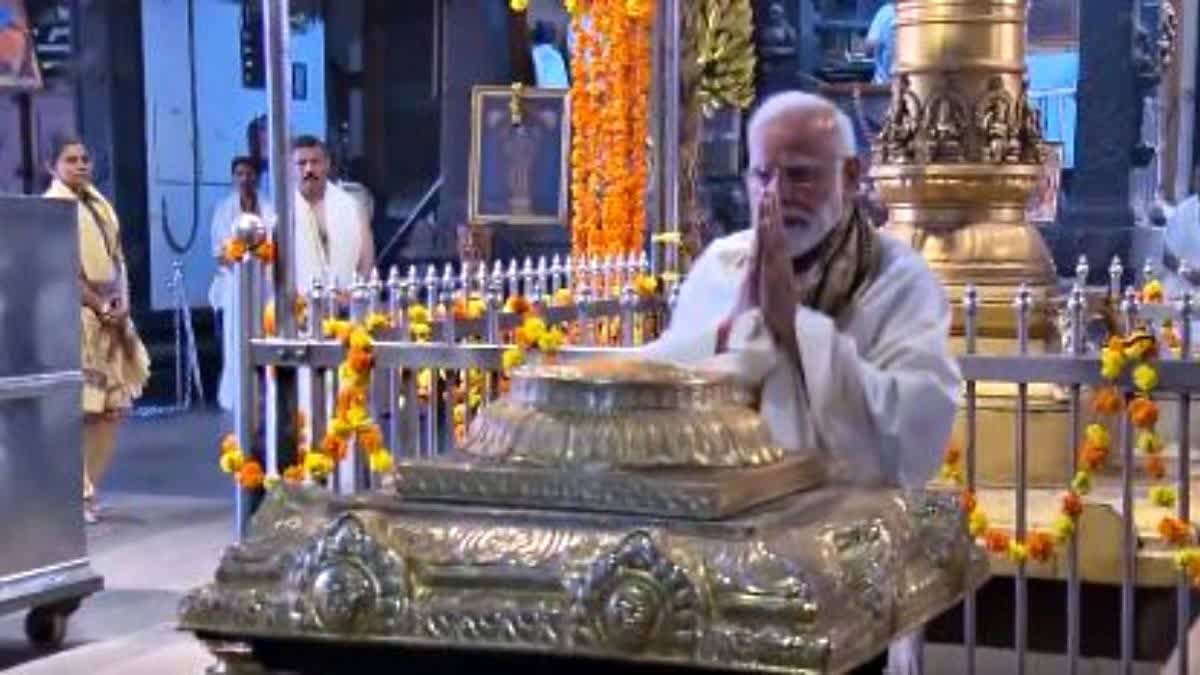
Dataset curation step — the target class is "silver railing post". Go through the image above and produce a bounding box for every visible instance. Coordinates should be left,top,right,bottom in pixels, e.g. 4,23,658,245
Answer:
1110,256,1125,301
1120,287,1139,675
424,265,440,457
963,284,978,675
1065,265,1086,675
577,282,593,347
307,277,328,491
1013,283,1031,675
233,216,265,539
620,281,636,347
1176,282,1194,675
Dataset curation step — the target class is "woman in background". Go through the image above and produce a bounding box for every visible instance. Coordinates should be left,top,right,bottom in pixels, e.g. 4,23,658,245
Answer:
44,136,150,524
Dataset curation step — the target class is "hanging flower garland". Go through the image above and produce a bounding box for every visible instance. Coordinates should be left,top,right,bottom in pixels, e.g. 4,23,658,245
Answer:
941,277,1198,577
553,0,653,260
217,311,397,487
310,313,397,479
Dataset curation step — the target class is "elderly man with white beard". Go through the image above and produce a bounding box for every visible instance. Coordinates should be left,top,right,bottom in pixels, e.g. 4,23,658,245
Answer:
642,91,960,674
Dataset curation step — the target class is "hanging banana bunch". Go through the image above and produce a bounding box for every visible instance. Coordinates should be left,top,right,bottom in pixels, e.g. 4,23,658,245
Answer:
694,0,757,116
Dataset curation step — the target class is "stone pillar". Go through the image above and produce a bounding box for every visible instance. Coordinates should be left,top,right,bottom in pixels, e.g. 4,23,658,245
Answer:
72,0,150,311
1055,0,1141,283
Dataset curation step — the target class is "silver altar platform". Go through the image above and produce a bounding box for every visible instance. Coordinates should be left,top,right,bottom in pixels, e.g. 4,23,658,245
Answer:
180,360,987,673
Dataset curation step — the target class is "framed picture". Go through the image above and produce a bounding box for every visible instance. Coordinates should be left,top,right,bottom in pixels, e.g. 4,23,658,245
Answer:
1028,142,1063,225
468,85,570,226
0,0,43,90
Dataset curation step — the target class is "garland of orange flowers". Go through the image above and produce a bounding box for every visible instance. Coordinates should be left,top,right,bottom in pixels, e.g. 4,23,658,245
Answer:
220,235,275,267
559,0,653,260
626,4,651,253
942,278,1200,579
570,6,598,257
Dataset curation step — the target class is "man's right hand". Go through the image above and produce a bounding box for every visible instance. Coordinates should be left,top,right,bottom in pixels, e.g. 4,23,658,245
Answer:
716,188,771,353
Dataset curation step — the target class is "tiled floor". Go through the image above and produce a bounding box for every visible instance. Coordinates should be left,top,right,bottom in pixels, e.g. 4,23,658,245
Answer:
0,409,232,673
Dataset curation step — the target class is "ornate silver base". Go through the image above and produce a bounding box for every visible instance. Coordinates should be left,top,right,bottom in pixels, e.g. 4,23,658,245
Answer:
179,486,987,674
395,453,825,519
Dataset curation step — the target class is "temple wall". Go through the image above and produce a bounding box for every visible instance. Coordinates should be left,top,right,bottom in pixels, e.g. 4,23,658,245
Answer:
139,0,327,310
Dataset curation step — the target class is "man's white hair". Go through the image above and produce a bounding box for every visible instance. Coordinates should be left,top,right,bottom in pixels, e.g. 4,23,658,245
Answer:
747,91,858,158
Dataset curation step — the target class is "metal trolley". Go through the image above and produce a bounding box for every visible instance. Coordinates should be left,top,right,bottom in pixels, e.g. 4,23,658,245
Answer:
0,197,103,648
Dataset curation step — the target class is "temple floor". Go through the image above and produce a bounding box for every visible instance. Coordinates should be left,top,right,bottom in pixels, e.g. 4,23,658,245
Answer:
0,408,1182,674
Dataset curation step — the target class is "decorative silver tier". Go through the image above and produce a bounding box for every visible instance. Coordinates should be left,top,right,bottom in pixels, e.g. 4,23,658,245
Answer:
461,359,786,469
180,486,986,674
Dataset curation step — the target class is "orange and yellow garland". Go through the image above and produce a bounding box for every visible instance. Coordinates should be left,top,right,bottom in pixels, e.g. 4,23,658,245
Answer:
220,235,275,267
943,278,1200,582
217,313,397,489
557,0,654,260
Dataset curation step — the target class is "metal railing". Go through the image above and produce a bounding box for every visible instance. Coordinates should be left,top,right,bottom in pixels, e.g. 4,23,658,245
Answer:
229,241,1200,672
956,256,1197,675
233,252,671,500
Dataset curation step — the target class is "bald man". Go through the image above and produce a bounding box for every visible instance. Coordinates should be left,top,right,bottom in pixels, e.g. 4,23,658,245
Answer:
644,88,957,674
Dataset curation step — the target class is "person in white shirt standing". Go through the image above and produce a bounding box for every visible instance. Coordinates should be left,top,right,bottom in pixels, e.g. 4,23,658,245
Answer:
210,156,274,412
865,1,897,84
292,135,375,291
530,20,568,88
642,91,960,674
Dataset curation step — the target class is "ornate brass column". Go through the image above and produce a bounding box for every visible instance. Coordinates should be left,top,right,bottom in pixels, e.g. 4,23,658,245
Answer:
870,0,1063,486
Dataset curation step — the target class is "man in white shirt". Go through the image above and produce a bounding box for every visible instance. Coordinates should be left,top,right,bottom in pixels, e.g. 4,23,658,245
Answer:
210,157,274,411
282,137,375,454
865,1,897,84
292,135,375,292
643,91,959,673
531,20,568,88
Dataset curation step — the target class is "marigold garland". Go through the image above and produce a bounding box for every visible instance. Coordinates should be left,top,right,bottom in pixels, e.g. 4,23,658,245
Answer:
942,278,1200,582
500,294,566,376
220,235,275,267
218,313,396,488
561,0,653,260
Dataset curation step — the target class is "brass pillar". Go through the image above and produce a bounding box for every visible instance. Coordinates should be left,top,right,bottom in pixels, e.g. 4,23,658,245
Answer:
870,0,1066,486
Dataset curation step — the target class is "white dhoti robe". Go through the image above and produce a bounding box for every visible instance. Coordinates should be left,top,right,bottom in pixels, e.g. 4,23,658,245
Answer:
642,229,961,672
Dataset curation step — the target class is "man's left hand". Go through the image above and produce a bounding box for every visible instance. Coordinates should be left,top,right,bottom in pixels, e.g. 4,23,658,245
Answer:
755,190,800,356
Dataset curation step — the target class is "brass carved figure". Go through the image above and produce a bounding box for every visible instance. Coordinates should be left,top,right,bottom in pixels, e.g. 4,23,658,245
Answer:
874,74,922,164
975,76,1019,164
922,83,968,162
1013,77,1045,164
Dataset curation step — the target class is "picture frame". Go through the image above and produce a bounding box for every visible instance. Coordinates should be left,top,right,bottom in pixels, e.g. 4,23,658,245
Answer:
468,85,570,226
1028,141,1063,225
0,0,43,91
